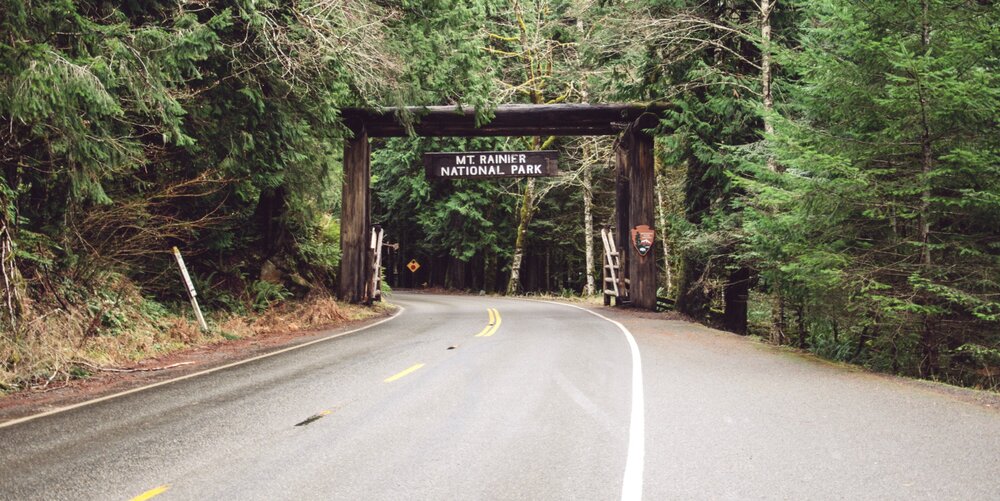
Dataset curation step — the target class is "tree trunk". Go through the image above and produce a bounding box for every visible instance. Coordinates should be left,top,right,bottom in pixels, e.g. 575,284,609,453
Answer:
761,0,788,341
615,147,630,300
254,187,289,259
761,0,777,172
796,302,807,349
723,266,750,334
675,251,710,318
771,290,786,345
676,149,711,317
655,178,672,295
506,177,535,295
545,247,551,292
483,249,497,293
918,0,933,268
583,163,596,296
0,214,23,331
446,256,466,290
917,0,937,376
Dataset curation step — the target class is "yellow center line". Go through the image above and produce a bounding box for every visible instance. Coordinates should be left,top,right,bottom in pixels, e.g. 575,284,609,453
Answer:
483,308,503,337
384,363,425,383
474,308,496,337
131,485,169,501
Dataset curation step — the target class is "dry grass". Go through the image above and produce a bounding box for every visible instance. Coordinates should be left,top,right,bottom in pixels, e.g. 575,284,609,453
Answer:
2,323,159,393
215,295,379,338
0,288,381,394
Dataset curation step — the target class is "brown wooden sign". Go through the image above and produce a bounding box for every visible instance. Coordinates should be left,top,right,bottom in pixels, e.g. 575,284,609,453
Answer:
631,225,654,258
423,151,559,179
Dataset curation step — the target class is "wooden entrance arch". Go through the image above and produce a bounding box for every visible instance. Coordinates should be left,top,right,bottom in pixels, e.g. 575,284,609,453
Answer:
338,103,662,309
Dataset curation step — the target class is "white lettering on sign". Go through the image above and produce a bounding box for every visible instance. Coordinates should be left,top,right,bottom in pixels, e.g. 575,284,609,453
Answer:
439,164,546,176
481,153,521,164
424,150,558,178
440,165,510,176
508,164,542,175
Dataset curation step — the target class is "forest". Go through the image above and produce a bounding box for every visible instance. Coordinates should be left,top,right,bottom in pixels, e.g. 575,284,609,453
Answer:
0,0,997,392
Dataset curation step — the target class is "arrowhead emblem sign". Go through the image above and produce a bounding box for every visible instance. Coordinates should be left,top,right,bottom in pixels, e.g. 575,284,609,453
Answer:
631,225,655,258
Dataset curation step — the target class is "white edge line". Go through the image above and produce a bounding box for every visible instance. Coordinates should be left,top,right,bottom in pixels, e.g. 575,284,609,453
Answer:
526,299,644,501
0,305,406,429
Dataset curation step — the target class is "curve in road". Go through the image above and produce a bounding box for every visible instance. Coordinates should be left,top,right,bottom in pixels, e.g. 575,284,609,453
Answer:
0,292,644,501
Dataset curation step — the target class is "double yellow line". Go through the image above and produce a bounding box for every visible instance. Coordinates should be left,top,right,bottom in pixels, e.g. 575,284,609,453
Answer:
133,306,505,498
475,308,502,337
384,307,501,384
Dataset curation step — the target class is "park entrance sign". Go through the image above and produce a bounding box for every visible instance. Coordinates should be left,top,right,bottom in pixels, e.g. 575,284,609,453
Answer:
424,151,559,179
338,103,664,310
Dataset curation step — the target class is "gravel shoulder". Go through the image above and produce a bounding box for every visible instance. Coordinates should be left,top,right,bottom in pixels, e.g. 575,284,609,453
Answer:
589,303,1000,411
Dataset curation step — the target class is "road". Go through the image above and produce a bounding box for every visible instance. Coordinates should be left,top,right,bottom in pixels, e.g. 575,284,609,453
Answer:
1,292,999,500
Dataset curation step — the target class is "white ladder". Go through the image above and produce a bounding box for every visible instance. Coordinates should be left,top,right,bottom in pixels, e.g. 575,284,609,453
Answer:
368,226,384,302
601,227,628,305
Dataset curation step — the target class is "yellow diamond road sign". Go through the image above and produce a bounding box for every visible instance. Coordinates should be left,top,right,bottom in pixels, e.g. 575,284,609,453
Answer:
407,259,421,273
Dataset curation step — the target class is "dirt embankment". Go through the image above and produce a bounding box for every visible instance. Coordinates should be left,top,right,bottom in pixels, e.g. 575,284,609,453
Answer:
0,301,396,423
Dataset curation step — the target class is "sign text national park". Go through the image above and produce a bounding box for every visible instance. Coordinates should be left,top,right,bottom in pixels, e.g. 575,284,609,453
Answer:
423,151,559,179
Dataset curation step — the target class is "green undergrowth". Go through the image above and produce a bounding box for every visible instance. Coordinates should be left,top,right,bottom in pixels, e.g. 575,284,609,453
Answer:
745,291,1000,392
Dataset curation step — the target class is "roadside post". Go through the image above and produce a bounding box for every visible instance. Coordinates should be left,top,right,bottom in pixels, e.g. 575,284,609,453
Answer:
172,246,209,332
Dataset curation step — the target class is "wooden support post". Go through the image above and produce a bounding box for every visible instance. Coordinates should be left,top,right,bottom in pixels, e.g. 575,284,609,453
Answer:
338,127,371,303
622,116,658,310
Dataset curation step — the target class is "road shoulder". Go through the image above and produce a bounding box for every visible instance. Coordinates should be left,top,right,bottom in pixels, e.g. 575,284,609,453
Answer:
559,300,1000,412
0,304,399,423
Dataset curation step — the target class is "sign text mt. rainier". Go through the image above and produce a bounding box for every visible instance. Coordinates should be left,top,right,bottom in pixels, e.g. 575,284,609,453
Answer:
423,151,559,179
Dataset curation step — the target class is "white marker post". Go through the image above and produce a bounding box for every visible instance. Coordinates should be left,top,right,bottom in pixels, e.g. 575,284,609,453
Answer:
172,246,208,332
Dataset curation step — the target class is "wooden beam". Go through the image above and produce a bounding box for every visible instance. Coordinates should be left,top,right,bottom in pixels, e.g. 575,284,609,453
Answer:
338,127,371,303
625,115,659,310
341,103,665,138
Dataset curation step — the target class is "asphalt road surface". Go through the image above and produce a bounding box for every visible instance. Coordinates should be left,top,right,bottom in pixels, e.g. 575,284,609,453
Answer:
1,292,998,500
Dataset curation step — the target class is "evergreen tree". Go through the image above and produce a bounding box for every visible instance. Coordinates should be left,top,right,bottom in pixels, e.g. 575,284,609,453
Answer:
740,0,1000,383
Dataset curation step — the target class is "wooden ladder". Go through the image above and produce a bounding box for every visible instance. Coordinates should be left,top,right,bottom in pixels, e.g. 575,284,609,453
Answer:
368,225,385,303
601,227,628,305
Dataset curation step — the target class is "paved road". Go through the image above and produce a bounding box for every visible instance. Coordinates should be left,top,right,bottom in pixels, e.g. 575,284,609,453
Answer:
1,292,998,500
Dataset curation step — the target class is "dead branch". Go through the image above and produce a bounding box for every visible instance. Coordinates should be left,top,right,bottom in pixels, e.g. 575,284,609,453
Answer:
73,360,194,373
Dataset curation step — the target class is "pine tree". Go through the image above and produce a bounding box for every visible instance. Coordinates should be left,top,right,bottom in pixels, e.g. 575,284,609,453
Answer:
740,0,1000,383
